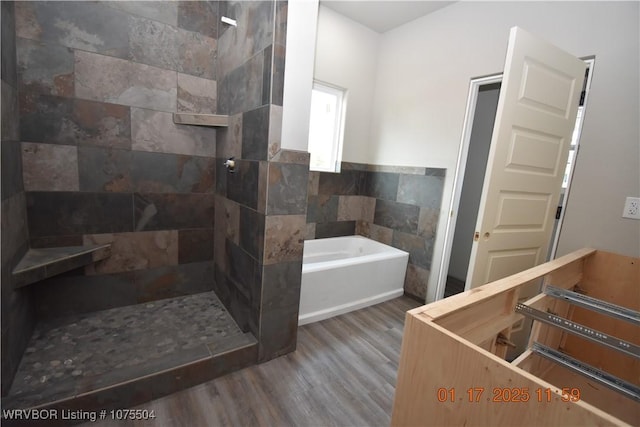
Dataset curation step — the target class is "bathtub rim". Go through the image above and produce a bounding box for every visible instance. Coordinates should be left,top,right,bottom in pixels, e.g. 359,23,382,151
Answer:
302,235,409,274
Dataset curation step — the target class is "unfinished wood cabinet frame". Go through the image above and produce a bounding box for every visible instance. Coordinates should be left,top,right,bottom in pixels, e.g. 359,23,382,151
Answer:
392,248,639,426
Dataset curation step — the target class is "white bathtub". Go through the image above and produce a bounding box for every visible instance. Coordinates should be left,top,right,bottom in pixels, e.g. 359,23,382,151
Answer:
298,235,409,326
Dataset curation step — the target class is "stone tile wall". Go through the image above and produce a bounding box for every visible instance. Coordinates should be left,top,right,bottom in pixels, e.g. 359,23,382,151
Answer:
307,162,446,300
214,1,303,361
1,1,35,396
14,1,219,319
6,0,299,377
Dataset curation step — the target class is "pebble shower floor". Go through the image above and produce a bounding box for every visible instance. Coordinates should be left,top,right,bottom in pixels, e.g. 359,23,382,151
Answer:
7,291,242,408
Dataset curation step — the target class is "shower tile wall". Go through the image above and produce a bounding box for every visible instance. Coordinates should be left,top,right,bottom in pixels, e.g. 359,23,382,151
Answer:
307,162,445,300
215,0,303,361
6,0,299,385
1,1,35,395
14,1,219,319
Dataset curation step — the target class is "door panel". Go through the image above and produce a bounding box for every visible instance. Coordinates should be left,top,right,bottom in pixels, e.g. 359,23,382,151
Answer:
494,191,552,231
507,128,563,175
466,27,586,289
519,59,577,118
484,248,539,284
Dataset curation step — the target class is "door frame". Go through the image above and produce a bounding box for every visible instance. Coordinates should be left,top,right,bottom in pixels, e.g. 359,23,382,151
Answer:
435,73,502,301
548,57,595,258
435,58,594,301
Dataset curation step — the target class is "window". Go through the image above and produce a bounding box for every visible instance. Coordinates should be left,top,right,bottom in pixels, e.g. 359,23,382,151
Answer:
308,81,347,172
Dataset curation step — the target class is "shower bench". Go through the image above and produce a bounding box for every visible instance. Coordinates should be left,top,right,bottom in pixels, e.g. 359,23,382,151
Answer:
12,244,111,288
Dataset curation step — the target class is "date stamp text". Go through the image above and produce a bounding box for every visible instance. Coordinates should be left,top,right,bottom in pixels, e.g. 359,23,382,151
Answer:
436,387,581,403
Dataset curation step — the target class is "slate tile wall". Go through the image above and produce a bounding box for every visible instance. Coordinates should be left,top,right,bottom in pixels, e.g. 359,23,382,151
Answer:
259,154,307,360
19,96,132,149
307,162,446,300
1,1,35,396
214,1,263,326
15,1,220,317
214,1,302,362
10,0,297,375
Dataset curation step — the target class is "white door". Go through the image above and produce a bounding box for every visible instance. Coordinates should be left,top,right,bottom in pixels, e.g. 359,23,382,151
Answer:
466,27,586,289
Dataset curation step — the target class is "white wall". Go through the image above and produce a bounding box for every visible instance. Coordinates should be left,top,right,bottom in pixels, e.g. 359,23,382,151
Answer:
281,0,319,152
314,5,381,163
370,1,639,302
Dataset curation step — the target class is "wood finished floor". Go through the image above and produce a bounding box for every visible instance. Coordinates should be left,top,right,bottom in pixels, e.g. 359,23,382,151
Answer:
83,296,422,427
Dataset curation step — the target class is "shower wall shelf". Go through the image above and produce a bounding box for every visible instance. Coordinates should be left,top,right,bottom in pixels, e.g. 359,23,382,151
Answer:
173,113,229,127
12,244,111,288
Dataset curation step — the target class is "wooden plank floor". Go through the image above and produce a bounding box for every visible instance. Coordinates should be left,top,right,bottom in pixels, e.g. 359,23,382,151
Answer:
83,296,421,427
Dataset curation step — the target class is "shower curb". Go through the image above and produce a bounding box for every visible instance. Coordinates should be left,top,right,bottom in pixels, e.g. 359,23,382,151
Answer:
1,334,257,427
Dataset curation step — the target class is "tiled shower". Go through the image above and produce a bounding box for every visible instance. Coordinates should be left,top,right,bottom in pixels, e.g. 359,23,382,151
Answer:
1,0,448,416
1,0,305,413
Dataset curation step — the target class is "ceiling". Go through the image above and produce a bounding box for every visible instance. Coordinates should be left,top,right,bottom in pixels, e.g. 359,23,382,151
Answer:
321,1,456,33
